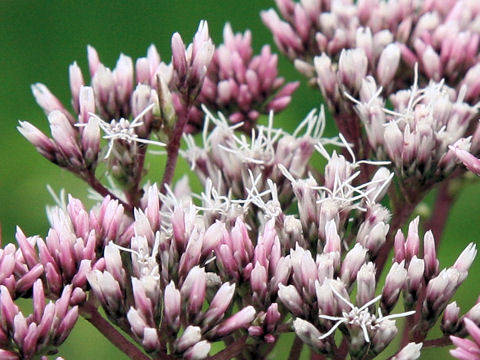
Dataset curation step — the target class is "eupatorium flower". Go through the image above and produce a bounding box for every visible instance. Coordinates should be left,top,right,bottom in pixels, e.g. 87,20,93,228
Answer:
4,2,480,359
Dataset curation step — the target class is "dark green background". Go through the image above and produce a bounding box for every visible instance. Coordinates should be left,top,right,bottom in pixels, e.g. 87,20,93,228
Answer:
0,1,478,358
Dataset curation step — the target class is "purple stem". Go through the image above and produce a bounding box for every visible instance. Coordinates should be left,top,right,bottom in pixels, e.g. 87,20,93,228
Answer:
84,171,134,214
207,336,249,360
375,194,420,281
127,144,148,208
310,352,326,360
400,284,426,348
80,302,152,360
289,336,304,360
159,105,191,195
423,336,451,348
424,180,455,249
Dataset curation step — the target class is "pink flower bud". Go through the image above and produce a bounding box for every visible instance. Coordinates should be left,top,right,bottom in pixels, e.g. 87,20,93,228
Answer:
175,325,202,353
382,261,407,313
203,282,235,326
405,217,420,262
278,284,304,316
356,262,376,308
184,340,211,360
69,62,84,113
293,318,326,350
87,45,101,77
338,49,368,92
17,121,57,161
164,281,181,331
377,43,401,87
214,306,256,336
341,244,367,287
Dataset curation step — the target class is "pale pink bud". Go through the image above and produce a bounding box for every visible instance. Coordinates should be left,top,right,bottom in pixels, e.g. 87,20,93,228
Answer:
15,227,38,269
56,305,78,343
104,243,125,285
371,319,398,354
87,45,101,77
366,167,392,204
421,46,442,81
69,62,84,113
384,122,403,165
453,243,477,275
356,262,376,308
216,244,238,280
31,83,67,116
450,146,480,176
127,308,148,338
293,318,325,350
442,302,461,335
136,57,151,84
203,282,235,326
92,65,116,116
341,244,367,287
372,30,394,58
377,43,401,87
202,221,225,256
394,230,406,263
265,303,281,332
81,117,100,164
278,284,304,316
17,121,56,161
405,256,424,308
338,48,368,92
267,96,293,112
314,54,338,100
214,306,256,336
49,110,82,161
405,217,420,262
178,230,203,278
182,266,206,315
261,9,302,53
142,327,160,352
324,220,341,253
184,340,211,360
131,278,153,320
423,231,439,280
461,64,480,102
16,264,44,296
357,219,389,256
175,326,202,353
294,59,314,77
113,54,134,106
425,268,461,317
391,343,422,360
164,281,181,331
271,256,292,292
382,261,407,313
172,28,195,91
78,86,95,124
356,27,373,62
290,245,316,295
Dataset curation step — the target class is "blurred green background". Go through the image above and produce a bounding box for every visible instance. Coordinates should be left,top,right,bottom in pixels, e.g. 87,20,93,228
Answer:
0,1,478,359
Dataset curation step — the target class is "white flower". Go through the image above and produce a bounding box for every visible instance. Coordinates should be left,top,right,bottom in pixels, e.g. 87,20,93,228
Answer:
81,103,165,159
319,282,415,343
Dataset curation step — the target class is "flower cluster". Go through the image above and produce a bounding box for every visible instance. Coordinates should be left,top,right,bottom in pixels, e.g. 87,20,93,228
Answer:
5,1,480,359
187,23,299,133
350,67,479,191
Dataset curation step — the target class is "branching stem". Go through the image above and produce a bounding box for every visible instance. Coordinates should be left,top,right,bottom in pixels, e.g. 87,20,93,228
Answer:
80,302,152,360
